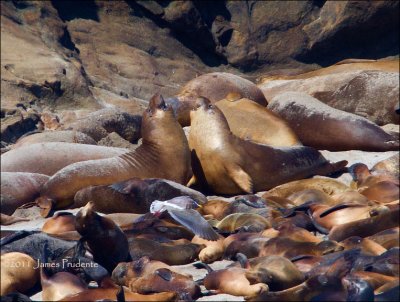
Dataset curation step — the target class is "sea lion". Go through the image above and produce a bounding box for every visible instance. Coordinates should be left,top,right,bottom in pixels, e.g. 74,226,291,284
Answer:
238,254,305,291
128,236,204,265
214,213,271,233
285,188,336,206
263,178,349,199
340,236,387,256
345,271,398,290
191,235,225,263
213,94,300,146
188,97,347,195
349,163,399,189
111,256,188,287
165,72,267,126
1,142,127,176
329,208,400,242
128,268,201,301
1,172,49,215
195,263,269,298
38,94,191,213
75,202,131,272
358,181,400,203
41,212,76,235
268,92,399,151
73,177,207,213
1,252,39,295
261,222,322,243
41,269,87,301
11,130,97,149
367,227,399,249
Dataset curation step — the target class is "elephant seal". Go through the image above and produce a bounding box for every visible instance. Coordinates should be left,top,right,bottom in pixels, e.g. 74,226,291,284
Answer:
1,252,39,295
11,130,97,149
1,142,128,176
188,97,347,195
75,202,131,273
213,94,300,146
1,172,49,215
73,177,206,213
165,72,267,126
268,92,399,151
38,94,191,213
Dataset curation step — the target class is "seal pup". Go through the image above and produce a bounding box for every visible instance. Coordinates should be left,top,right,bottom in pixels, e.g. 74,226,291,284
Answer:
75,201,131,272
1,172,49,215
268,92,399,151
38,94,191,214
1,252,39,295
1,142,128,175
165,72,267,126
188,97,347,195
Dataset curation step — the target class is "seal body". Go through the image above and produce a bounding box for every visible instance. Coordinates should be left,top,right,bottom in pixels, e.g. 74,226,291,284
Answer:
189,97,347,195
1,142,128,176
215,95,300,146
268,92,399,151
40,94,191,206
1,172,49,215
166,72,267,126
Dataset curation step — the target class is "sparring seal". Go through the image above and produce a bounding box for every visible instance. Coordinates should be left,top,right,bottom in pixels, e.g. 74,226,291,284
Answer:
268,92,399,151
188,97,347,195
214,94,300,146
1,142,128,176
39,94,191,213
165,72,267,126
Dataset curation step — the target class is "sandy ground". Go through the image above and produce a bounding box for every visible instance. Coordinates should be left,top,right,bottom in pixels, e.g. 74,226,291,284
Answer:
2,149,398,301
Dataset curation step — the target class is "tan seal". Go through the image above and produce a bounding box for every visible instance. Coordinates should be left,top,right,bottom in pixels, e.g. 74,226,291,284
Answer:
214,93,301,146
38,94,191,214
165,72,267,126
188,97,347,195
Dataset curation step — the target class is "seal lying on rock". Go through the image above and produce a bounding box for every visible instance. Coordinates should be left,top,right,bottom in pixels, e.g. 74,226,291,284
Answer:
38,94,191,214
188,97,347,195
268,92,399,151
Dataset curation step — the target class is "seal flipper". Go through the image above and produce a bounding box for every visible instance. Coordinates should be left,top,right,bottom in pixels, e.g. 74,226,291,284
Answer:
226,163,253,194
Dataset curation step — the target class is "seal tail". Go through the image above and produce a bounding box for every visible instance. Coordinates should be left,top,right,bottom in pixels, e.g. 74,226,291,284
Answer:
193,262,214,273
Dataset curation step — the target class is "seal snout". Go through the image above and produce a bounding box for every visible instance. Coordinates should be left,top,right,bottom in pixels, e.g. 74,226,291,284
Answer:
149,93,168,111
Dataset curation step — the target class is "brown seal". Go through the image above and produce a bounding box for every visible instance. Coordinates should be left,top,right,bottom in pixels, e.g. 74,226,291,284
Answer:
340,236,387,256
329,208,400,242
372,153,399,178
73,177,206,214
191,235,225,263
197,264,269,298
165,72,267,126
41,269,87,301
188,97,347,195
11,130,97,149
128,268,201,300
366,227,399,249
128,236,204,266
1,252,39,295
75,202,131,272
214,213,271,233
263,178,349,199
214,94,300,146
38,94,191,213
1,172,49,215
268,92,399,151
1,142,127,176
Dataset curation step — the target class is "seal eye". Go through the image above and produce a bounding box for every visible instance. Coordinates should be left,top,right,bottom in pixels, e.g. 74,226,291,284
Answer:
208,104,214,109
